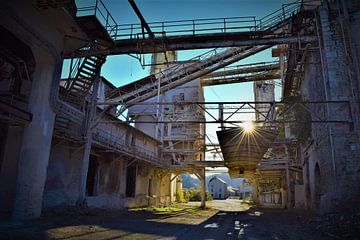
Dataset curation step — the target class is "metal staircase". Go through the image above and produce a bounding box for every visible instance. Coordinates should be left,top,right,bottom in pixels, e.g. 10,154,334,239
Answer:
64,54,106,108
107,45,270,108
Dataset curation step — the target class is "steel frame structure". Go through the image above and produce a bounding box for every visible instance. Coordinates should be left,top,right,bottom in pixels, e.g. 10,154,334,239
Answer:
97,100,353,125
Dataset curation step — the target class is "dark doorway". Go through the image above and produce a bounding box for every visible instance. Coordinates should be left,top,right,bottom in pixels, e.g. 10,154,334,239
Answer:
86,155,99,196
314,163,321,208
126,164,137,197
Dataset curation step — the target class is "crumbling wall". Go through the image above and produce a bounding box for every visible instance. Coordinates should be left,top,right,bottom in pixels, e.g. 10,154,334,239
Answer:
86,156,126,209
43,143,83,208
299,1,360,212
125,163,150,208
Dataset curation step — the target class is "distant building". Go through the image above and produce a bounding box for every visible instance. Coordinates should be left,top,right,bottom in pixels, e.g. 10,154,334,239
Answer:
208,176,228,199
228,187,240,197
239,179,253,200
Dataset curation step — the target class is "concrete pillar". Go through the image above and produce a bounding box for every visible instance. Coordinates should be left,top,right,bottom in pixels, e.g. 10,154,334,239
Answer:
252,178,259,204
0,126,23,217
199,169,206,209
12,55,58,220
286,165,291,208
78,74,100,202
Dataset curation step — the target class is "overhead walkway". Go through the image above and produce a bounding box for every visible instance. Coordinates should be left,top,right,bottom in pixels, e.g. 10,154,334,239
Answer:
69,0,317,56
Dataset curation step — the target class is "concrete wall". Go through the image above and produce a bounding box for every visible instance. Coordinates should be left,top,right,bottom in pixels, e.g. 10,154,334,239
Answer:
45,143,172,210
253,81,275,122
299,1,360,212
43,143,83,208
87,156,126,209
0,126,23,218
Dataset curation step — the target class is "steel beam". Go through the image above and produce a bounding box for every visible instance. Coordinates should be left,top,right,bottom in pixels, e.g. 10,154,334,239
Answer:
71,34,317,57
201,73,281,86
128,0,155,38
0,100,32,123
205,63,280,78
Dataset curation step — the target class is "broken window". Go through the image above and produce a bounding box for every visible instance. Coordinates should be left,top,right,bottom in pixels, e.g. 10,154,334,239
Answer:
86,155,99,197
126,165,137,197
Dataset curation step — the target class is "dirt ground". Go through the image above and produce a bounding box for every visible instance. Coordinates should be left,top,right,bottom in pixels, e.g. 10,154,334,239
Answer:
0,199,358,240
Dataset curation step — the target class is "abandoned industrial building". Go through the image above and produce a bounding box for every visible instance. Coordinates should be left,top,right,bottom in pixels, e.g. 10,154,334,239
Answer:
0,0,359,239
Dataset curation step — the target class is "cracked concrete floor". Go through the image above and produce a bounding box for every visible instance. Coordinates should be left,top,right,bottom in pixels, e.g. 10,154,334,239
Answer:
0,199,333,240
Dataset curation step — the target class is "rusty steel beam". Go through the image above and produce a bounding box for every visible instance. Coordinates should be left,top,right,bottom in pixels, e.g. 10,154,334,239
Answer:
201,73,281,86
0,100,32,123
128,0,155,38
205,63,280,78
187,161,226,167
70,34,317,57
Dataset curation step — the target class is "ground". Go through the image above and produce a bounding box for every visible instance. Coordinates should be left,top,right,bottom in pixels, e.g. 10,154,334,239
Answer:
0,199,358,240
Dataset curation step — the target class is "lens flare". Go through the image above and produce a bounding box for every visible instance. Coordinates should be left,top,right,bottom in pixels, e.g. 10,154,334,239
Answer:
242,121,254,133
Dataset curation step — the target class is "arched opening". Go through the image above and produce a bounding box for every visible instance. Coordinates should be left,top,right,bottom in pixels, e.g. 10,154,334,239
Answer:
314,163,321,209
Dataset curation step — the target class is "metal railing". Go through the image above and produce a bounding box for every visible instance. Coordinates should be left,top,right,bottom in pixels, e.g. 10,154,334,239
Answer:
93,127,165,166
75,0,302,41
113,16,257,40
76,0,118,37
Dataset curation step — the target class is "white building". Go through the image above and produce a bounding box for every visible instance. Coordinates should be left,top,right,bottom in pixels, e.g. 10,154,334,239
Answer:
208,176,228,199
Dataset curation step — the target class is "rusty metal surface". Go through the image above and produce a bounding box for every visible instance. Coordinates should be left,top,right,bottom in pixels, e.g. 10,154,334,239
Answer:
216,127,278,171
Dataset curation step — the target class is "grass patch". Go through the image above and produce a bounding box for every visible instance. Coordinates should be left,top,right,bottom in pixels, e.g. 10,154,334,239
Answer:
130,206,185,215
130,204,214,216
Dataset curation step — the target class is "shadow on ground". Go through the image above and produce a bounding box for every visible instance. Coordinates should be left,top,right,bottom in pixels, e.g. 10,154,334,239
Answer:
0,202,346,240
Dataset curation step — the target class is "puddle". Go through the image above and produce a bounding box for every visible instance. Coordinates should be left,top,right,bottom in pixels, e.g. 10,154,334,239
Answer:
204,223,219,228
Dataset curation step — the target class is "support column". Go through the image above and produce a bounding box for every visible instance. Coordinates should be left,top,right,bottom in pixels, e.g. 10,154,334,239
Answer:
286,164,291,208
252,178,259,204
12,56,59,220
200,168,206,209
78,74,100,203
195,169,206,209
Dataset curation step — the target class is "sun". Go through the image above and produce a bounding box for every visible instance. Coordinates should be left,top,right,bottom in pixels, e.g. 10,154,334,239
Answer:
242,121,254,133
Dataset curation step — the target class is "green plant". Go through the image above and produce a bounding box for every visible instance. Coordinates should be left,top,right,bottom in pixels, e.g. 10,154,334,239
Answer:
279,96,312,144
176,188,187,203
182,187,213,202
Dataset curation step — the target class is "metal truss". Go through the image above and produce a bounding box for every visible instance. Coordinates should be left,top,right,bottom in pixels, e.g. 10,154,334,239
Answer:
97,100,353,125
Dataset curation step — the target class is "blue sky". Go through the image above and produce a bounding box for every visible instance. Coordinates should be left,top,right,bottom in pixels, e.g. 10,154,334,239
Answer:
67,0,293,146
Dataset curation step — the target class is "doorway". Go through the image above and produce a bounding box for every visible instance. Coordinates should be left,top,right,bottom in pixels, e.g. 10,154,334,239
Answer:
314,163,321,208
86,155,99,196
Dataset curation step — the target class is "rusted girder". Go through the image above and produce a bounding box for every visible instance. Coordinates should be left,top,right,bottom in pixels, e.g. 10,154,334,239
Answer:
205,63,280,78
201,73,281,86
128,0,155,38
70,34,317,57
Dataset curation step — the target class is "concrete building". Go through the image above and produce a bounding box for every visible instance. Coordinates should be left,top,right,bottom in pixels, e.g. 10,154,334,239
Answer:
128,52,206,166
0,0,177,220
209,176,228,199
281,0,360,212
1,0,359,222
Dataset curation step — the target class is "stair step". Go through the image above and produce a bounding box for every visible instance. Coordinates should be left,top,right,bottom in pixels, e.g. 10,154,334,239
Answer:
83,60,98,68
78,72,93,80
78,68,96,76
82,65,96,72
70,84,86,90
72,84,88,91
76,77,92,84
87,56,104,65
